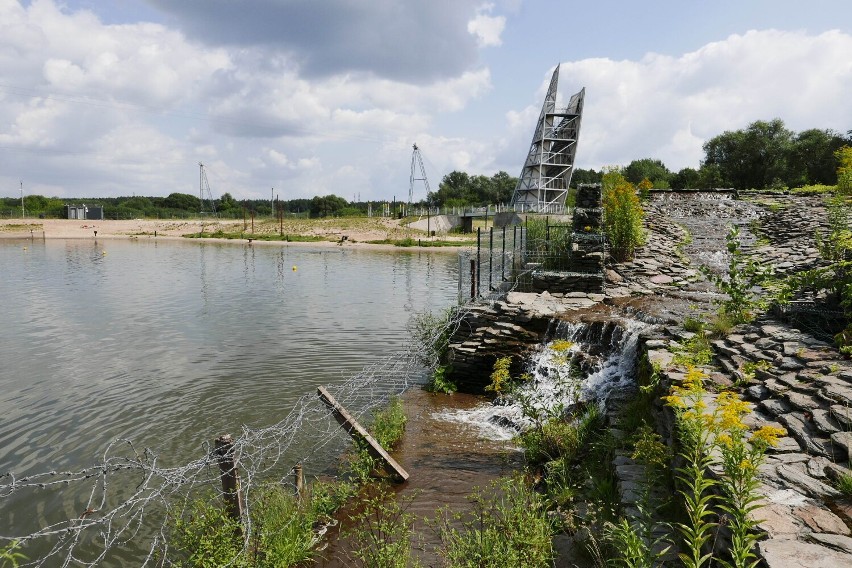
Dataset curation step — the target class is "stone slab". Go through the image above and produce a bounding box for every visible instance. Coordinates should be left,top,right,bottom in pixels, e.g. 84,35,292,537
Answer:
759,538,852,567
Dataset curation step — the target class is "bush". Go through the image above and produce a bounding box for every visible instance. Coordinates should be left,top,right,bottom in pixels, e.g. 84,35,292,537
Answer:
602,169,645,261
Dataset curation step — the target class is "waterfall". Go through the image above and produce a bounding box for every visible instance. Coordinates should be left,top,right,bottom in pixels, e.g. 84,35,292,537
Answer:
434,318,649,441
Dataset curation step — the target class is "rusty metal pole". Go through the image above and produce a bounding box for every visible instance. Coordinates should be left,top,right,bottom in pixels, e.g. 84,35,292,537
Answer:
214,434,243,525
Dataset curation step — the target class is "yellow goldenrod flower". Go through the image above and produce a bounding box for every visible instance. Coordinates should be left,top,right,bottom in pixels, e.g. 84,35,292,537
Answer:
750,425,786,447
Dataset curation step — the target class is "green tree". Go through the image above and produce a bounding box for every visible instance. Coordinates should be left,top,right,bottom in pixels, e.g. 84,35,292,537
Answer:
624,158,672,188
487,171,517,204
671,167,701,189
163,192,201,211
309,194,348,218
787,129,847,186
702,119,794,190
217,192,238,212
571,168,601,187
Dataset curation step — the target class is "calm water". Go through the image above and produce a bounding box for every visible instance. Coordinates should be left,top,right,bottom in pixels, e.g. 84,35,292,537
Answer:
0,239,458,538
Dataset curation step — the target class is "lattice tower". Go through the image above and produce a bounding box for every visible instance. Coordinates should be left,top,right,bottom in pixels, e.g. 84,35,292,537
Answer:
511,65,585,213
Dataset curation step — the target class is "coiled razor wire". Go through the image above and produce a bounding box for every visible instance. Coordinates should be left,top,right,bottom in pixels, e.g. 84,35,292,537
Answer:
0,304,482,567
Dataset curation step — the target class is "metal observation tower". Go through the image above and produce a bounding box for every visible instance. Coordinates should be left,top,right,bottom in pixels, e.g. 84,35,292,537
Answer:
510,64,585,213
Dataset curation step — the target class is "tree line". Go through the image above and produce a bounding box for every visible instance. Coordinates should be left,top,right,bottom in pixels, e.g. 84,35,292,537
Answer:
3,119,849,218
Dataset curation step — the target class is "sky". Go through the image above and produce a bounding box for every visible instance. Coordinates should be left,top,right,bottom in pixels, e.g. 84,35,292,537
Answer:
1,0,851,203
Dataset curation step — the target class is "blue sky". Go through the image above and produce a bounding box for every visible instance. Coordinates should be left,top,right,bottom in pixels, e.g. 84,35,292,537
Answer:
1,0,851,202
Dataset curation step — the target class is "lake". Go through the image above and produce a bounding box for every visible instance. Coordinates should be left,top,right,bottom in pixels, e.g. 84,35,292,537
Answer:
0,237,460,559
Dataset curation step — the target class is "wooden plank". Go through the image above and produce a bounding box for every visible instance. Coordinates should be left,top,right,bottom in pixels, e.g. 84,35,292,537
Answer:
317,386,409,481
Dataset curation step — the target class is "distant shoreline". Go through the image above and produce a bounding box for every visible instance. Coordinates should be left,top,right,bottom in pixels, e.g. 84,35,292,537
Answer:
0,218,470,252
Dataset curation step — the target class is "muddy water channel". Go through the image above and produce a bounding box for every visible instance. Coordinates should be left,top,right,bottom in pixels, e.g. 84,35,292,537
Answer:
317,389,523,567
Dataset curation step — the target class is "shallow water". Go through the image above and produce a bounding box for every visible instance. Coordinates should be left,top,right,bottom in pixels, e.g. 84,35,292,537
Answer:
0,238,459,557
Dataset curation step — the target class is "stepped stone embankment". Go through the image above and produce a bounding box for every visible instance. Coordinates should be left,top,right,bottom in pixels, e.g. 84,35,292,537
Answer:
446,191,852,565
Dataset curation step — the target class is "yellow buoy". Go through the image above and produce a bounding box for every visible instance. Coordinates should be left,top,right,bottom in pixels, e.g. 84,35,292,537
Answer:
102,251,107,255
292,265,297,271
23,246,27,250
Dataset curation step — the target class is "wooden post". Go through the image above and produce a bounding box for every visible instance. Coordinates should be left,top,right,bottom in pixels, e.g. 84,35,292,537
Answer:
214,434,244,524
293,463,304,499
317,387,409,481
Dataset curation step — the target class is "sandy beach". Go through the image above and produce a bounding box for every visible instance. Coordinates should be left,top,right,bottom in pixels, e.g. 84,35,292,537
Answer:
0,217,472,250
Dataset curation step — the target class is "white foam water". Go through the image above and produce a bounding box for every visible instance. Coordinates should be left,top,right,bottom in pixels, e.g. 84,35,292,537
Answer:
435,319,649,440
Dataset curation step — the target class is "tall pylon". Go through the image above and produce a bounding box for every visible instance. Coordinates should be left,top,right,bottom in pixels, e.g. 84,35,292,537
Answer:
409,143,431,205
199,163,217,217
511,65,585,213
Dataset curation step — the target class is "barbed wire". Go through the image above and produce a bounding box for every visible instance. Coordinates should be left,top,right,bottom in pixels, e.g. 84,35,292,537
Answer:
0,302,478,567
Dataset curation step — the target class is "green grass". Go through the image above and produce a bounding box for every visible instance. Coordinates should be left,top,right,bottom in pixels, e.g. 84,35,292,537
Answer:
836,473,852,496
365,237,476,247
436,477,555,568
184,231,326,242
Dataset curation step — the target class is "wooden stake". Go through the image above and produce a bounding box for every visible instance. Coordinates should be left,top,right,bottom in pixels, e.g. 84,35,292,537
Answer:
317,386,409,481
214,434,244,524
293,463,304,499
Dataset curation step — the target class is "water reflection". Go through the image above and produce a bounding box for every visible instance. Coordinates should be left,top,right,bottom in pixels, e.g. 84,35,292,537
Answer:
0,240,458,478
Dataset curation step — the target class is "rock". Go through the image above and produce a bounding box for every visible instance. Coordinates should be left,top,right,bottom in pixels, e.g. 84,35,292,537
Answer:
649,274,673,284
830,432,852,462
605,268,624,283
810,409,841,435
785,391,825,411
776,463,841,499
794,504,851,535
806,456,831,479
748,385,771,400
831,404,852,429
754,502,804,538
821,379,852,406
759,538,852,567
762,399,794,416
807,533,852,554
778,413,836,459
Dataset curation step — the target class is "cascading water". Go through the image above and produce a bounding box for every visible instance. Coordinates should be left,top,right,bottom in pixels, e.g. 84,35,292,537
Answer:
435,318,650,440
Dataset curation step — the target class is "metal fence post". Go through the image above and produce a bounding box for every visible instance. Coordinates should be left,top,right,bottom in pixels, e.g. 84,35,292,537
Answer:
488,227,493,291
501,226,506,281
476,228,481,298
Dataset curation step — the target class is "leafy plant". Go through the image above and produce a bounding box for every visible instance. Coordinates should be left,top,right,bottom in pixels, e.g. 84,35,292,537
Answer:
485,356,513,394
170,497,248,568
436,477,555,568
251,485,318,567
706,225,773,324
372,397,408,449
0,542,26,568
346,484,418,568
424,364,457,394
602,168,646,261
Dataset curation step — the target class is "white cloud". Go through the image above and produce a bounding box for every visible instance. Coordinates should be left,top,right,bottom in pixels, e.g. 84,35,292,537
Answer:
546,29,852,171
468,3,506,47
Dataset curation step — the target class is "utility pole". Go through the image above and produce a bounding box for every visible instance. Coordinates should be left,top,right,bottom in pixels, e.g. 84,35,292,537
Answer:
20,181,24,219
271,188,274,217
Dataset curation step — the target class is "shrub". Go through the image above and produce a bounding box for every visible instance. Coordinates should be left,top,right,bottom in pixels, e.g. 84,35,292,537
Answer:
602,169,645,261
